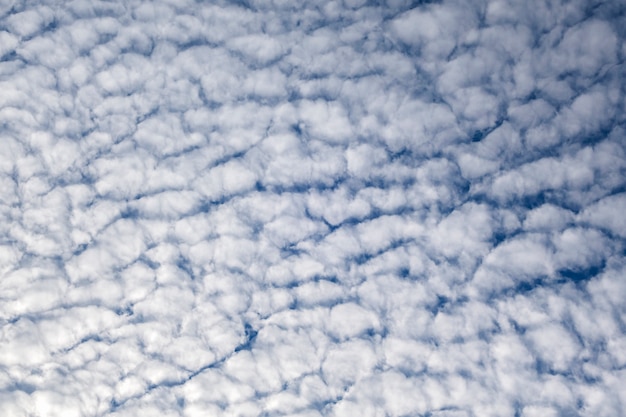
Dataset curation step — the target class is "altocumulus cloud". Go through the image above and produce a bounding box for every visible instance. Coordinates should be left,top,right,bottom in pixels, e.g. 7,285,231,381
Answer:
0,0,625,416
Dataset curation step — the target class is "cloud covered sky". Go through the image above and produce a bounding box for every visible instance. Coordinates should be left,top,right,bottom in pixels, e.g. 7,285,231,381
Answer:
0,0,625,415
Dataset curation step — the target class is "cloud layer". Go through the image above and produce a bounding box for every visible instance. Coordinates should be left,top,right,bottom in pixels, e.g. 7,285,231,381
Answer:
0,0,625,416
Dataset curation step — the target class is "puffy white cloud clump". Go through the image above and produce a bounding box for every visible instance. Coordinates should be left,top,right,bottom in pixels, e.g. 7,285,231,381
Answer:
0,0,624,416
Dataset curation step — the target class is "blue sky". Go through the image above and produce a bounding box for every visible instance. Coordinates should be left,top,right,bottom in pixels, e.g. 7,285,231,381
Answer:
0,0,625,416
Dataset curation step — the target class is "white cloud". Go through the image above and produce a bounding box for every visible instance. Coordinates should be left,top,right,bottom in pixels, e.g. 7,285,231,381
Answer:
227,33,284,65
579,193,626,237
0,0,624,416
391,3,473,60
523,204,574,231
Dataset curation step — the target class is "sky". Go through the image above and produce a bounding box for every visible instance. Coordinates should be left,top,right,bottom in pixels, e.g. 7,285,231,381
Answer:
0,0,625,416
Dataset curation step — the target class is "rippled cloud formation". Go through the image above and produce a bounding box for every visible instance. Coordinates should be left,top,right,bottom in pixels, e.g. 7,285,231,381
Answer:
1,0,625,416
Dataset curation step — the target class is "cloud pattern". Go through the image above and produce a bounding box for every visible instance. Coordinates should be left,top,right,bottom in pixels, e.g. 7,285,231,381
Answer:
0,0,625,416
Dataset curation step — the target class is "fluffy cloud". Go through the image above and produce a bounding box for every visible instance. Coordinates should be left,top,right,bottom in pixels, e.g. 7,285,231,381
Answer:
0,0,624,416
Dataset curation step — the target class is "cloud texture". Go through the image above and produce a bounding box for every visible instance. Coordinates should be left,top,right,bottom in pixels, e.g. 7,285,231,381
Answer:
0,0,625,416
